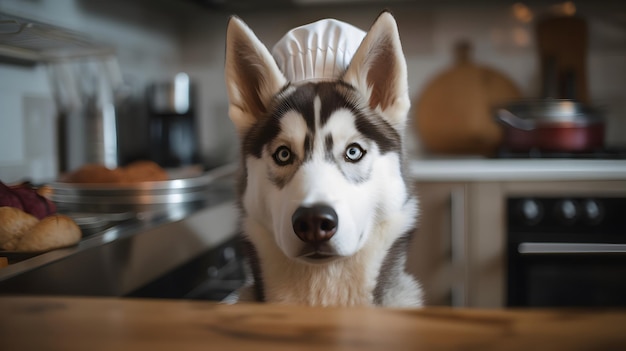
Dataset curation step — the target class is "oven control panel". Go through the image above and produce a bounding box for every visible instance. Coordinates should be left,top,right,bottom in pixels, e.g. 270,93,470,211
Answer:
508,197,626,237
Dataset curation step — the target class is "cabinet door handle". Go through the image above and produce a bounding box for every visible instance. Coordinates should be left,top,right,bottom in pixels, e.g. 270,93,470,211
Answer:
449,187,466,307
450,188,465,263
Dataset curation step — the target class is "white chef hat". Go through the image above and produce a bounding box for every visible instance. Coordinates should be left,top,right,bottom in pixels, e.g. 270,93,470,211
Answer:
271,19,366,83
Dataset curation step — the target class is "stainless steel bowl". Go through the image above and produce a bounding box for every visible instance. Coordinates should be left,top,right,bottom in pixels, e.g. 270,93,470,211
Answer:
50,163,237,213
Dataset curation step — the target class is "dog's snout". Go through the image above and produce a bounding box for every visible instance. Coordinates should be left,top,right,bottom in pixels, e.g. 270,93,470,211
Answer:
292,205,338,244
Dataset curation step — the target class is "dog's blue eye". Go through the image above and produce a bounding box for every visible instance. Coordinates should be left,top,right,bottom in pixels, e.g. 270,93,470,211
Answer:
273,146,293,165
345,143,365,162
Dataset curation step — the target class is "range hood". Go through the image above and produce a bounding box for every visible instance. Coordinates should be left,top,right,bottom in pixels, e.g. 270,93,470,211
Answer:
0,12,114,64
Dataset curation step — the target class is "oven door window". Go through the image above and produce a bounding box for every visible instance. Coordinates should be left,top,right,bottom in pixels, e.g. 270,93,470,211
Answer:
509,253,626,307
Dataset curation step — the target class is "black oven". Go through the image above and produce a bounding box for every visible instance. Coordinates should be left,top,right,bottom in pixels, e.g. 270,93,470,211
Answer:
507,197,626,307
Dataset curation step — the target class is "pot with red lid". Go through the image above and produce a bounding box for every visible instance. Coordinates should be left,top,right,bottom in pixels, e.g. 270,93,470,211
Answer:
496,99,605,152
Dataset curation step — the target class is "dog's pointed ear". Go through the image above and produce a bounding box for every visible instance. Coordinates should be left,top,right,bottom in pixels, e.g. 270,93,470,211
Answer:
225,16,287,134
342,12,410,130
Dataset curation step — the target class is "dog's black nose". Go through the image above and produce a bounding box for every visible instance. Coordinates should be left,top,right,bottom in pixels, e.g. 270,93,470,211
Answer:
292,205,338,244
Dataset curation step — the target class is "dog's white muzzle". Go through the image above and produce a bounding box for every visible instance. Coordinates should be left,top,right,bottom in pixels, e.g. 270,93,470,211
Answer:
271,161,375,263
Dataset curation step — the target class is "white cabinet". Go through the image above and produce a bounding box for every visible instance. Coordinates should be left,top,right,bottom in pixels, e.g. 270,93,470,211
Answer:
405,182,469,307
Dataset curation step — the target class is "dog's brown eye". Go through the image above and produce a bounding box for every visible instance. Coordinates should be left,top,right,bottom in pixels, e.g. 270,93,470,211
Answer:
345,143,365,162
273,146,293,165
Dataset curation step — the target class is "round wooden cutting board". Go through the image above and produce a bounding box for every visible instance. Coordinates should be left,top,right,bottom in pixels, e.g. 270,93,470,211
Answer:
415,42,522,156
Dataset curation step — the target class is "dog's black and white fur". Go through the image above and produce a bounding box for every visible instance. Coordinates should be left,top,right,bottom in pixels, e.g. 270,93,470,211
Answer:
224,11,422,307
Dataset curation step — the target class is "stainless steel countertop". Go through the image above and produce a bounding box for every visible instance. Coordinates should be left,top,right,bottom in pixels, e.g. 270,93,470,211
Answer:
0,173,239,296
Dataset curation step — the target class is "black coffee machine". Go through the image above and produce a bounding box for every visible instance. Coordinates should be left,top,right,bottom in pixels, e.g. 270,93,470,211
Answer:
147,73,200,168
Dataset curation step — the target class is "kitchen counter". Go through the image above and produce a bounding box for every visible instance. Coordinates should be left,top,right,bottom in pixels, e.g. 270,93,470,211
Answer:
0,176,240,297
409,158,626,181
1,296,625,351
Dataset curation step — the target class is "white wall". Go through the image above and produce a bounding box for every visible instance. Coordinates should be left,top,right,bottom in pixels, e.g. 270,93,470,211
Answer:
1,0,625,182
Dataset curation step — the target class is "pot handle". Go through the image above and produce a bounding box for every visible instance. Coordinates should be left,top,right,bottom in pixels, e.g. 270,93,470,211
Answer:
496,109,536,131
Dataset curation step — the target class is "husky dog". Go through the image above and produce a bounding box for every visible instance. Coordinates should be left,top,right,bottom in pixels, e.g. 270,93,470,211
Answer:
224,11,422,307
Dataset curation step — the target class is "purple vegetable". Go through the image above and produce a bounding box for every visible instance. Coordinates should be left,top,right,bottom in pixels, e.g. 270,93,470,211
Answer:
0,181,24,210
0,181,56,219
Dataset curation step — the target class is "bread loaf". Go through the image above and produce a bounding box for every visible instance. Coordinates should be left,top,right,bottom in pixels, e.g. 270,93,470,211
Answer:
0,180,83,254
0,207,81,252
14,215,81,252
0,206,39,250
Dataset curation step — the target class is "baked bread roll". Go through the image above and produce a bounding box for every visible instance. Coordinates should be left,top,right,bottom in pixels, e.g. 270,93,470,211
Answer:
0,206,39,250
62,160,168,184
62,164,125,183
121,160,169,182
14,215,81,252
0,207,81,252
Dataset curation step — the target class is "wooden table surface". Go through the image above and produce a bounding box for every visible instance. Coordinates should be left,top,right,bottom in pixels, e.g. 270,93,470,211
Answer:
1,296,625,351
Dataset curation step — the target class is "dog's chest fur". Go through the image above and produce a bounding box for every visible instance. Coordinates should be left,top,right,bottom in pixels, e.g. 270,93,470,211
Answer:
250,226,383,306
262,245,380,306
243,196,419,307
